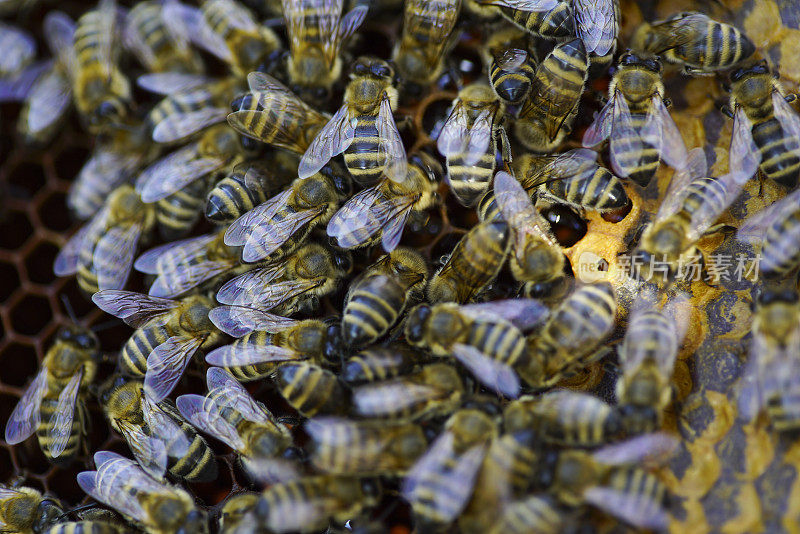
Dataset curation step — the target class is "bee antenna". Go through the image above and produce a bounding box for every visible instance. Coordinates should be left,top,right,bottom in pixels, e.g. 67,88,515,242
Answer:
60,294,78,323
91,318,120,333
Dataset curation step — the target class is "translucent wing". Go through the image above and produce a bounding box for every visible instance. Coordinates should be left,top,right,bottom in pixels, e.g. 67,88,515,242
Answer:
93,0,117,78
208,0,258,30
583,92,617,146
655,147,707,222
150,261,232,299
43,12,77,74
206,367,275,425
584,486,668,531
574,0,617,56
117,419,169,480
643,13,703,54
609,94,646,179
496,48,529,70
337,5,368,52
737,186,800,243
92,290,179,328
643,94,688,170
459,298,549,331
95,223,142,291
144,335,204,402
353,381,441,417
0,60,51,102
135,234,216,275
685,169,751,244
0,22,35,75
53,207,109,276
377,95,408,182
47,368,83,458
136,72,211,94
163,0,232,62
216,264,286,304
593,432,678,466
326,186,386,247
175,394,244,450
5,367,47,444
208,305,299,337
23,67,72,136
241,456,301,485
482,0,559,12
224,278,325,310
494,170,559,256
152,108,229,143
298,104,355,179
773,91,800,141
141,393,190,458
380,199,414,252
437,101,469,157
205,342,299,367
77,453,160,522
242,208,324,262
452,343,521,398
225,189,293,247
136,143,227,202
729,106,760,179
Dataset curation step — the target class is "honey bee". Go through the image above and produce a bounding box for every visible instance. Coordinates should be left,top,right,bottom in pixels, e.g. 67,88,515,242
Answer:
272,361,350,417
427,220,510,304
227,72,330,155
205,318,342,380
218,492,259,534
341,345,429,385
341,248,428,347
224,170,351,263
402,407,498,530
0,485,63,534
205,160,295,225
306,416,428,475
405,299,549,397
122,1,204,74
437,83,507,207
489,48,536,105
494,170,566,296
392,0,461,87
526,282,617,387
0,22,35,77
282,0,367,103
540,433,677,530
737,185,800,278
632,12,756,75
71,0,132,131
177,368,293,473
100,376,218,482
573,0,619,66
77,451,208,534
476,0,573,41
5,324,100,464
254,476,382,534
350,363,464,421
327,151,442,251
514,38,588,152
54,184,157,295
488,495,565,534
583,52,685,187
724,61,800,189
299,56,406,187
93,290,224,402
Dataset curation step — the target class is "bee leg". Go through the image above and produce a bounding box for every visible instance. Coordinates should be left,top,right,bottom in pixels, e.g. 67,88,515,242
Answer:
785,94,798,104
278,416,303,427
683,66,714,77
720,104,734,119
498,126,512,166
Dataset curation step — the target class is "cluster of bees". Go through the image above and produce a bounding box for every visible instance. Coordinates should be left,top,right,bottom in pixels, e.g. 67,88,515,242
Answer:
1,0,800,532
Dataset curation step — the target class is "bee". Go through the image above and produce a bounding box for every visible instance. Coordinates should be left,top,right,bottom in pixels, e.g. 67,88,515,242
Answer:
282,0,367,103
99,376,217,482
573,0,619,67
514,38,588,152
583,52,685,187
71,0,132,131
427,220,510,304
54,184,157,295
437,83,507,207
205,318,343,380
488,495,565,534
341,248,428,347
724,61,800,189
0,485,63,534
476,0,573,41
489,48,537,105
392,0,461,87
77,451,208,534
402,407,498,530
540,433,676,531
122,1,204,74
218,492,260,534
272,361,350,417
494,170,566,297
350,363,465,421
177,368,293,472
254,476,382,534
405,299,549,397
327,151,442,251
632,11,755,75
526,282,617,387
5,325,99,464
205,160,295,225
93,290,224,402
306,416,428,475
0,22,35,77
298,56,407,187
227,72,330,155
223,170,351,263
341,345,429,385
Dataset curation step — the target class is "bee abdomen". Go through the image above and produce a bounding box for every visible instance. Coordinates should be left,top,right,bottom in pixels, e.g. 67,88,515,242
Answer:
447,152,496,207
159,401,218,482
766,392,800,433
274,362,349,417
206,176,269,223
344,116,383,186
550,167,629,211
37,397,86,463
761,210,800,277
505,3,573,40
467,321,526,367
545,282,616,351
680,175,728,220
44,521,129,534
120,325,169,376
342,276,405,346
752,118,800,188
157,179,208,241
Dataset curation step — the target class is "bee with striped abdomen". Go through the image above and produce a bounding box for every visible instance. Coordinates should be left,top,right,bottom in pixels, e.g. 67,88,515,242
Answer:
341,345,429,385
632,11,755,75
573,0,619,67
218,492,259,534
477,0,573,41
437,83,508,207
272,361,350,418
99,375,217,482
5,325,100,464
93,290,224,402
0,485,63,533
341,248,428,347
489,47,537,105
514,38,588,152
488,495,566,534
583,52,685,187
327,151,442,251
54,184,157,296
298,56,406,187
78,451,209,534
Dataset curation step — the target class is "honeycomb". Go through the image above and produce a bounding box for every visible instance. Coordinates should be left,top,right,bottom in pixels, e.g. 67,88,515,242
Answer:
1,0,800,532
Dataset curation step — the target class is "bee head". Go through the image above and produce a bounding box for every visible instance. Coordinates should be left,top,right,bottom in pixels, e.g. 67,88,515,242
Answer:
56,325,99,352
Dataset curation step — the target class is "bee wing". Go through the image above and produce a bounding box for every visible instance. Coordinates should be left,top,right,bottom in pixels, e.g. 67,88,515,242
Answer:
574,0,617,56
136,143,226,202
135,234,216,275
729,106,760,180
231,278,325,310
327,186,388,248
459,298,550,331
737,187,800,243
150,260,232,299
380,198,415,252
206,367,276,425
643,93,688,171
305,416,357,445
205,342,300,367
242,207,325,262
337,4,368,49
95,223,142,291
298,104,356,179
225,189,293,247
478,0,558,12
773,90,800,141
216,264,286,304
378,95,408,183
644,14,703,53
122,13,157,69
0,60,52,102
353,381,441,417
685,169,751,244
583,486,668,532
23,67,72,136
494,170,558,253
92,290,179,328
654,147,707,222
4,367,47,444
175,394,244,450
162,0,232,63
144,335,205,402
46,368,84,458
0,22,35,75
437,101,468,157
452,343,521,399
78,454,155,523
608,93,646,179
209,305,298,337
141,394,191,458
137,72,211,95
210,0,258,30
152,108,229,143
117,419,169,480
53,207,109,276
593,432,679,466
583,92,617,147
43,12,77,73
405,0,460,44
241,456,301,485
496,48,529,70
247,71,304,102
